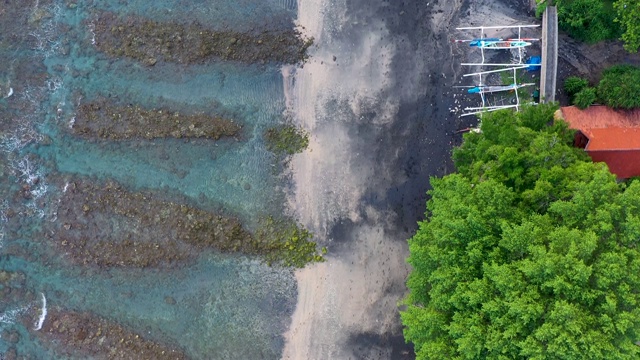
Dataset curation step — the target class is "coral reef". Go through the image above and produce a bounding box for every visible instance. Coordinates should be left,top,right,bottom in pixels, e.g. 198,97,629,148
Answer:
47,179,250,268
38,309,187,359
92,12,312,65
46,178,324,268
72,99,241,140
0,270,33,309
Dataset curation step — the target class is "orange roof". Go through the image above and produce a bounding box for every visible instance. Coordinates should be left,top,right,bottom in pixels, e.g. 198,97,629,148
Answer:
558,106,640,178
586,128,640,151
559,106,640,138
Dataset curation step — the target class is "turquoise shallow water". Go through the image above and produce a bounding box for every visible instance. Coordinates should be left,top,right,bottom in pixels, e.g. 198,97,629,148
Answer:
0,1,300,358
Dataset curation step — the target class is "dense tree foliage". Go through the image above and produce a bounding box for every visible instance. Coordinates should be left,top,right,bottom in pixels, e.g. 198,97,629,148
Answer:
614,0,640,52
402,104,640,359
555,0,621,43
597,64,640,109
537,0,639,52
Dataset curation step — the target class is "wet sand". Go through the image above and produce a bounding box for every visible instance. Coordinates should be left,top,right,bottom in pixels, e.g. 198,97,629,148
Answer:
282,0,535,359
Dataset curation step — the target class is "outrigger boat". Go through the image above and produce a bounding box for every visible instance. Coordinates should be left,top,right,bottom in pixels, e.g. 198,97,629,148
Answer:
467,38,531,49
454,24,540,64
459,66,536,117
467,83,535,94
453,24,542,117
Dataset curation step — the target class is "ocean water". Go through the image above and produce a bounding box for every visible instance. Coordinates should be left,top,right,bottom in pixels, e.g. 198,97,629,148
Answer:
0,0,302,358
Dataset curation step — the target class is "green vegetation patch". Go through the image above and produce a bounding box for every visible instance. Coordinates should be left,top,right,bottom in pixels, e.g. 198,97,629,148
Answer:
573,86,597,108
402,104,640,359
255,216,325,268
555,0,621,43
597,64,640,108
74,99,241,140
265,125,309,155
538,0,640,52
92,12,313,65
563,76,589,96
561,65,640,109
614,0,640,52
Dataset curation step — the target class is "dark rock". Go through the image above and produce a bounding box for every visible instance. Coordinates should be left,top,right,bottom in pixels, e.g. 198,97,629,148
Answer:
144,57,157,66
7,330,20,343
5,346,17,360
164,296,176,305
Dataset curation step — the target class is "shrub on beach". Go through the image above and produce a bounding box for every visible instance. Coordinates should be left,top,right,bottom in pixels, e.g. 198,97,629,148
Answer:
597,64,640,109
563,76,589,96
265,125,309,156
573,87,597,109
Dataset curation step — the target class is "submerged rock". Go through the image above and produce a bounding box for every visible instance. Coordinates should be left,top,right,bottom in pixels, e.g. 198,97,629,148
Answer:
164,296,177,305
72,99,241,141
47,179,251,268
45,177,325,269
91,12,313,65
37,309,187,360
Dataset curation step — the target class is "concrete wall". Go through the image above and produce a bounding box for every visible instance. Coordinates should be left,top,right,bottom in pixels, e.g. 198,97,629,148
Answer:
540,6,558,103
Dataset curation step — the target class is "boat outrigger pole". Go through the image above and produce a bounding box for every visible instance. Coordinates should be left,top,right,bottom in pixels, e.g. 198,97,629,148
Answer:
460,105,520,117
462,66,529,77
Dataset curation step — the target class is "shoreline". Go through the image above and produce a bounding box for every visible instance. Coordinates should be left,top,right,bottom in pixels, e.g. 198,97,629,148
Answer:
281,0,538,358
282,0,466,358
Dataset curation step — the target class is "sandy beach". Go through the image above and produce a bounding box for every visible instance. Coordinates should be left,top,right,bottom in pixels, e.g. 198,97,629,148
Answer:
281,0,537,359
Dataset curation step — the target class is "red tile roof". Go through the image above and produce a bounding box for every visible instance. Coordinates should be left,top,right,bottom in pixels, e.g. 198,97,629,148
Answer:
586,128,640,151
559,106,640,178
559,106,640,150
559,105,640,138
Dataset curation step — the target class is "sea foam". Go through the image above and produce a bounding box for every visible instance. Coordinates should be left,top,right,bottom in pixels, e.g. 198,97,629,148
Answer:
34,293,47,331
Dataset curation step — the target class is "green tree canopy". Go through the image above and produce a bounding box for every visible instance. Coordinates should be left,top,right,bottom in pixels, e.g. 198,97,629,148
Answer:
614,0,640,52
402,104,640,359
538,0,639,52
555,0,621,43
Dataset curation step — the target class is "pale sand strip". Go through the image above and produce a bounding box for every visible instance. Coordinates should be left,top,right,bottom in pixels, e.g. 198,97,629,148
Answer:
281,0,407,357
280,0,419,356
281,0,520,359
